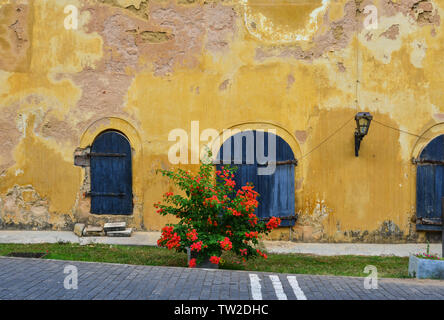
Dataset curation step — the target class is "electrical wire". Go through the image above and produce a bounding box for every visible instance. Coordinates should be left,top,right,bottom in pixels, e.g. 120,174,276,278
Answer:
371,119,430,140
297,116,435,162
299,115,355,161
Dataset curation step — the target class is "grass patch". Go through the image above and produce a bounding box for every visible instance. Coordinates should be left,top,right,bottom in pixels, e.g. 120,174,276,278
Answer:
220,252,410,278
0,243,410,278
0,243,187,267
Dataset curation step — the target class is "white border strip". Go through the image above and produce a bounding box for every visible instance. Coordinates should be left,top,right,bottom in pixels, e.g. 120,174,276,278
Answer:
269,275,287,300
287,276,307,300
249,274,262,300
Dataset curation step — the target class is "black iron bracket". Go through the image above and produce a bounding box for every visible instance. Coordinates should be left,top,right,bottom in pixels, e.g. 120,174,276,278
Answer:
355,131,364,157
259,214,299,222
86,192,126,197
89,152,126,157
412,158,444,165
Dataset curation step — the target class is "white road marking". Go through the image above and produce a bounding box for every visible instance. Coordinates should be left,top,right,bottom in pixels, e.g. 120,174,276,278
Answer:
287,276,307,300
249,274,262,300
269,275,287,300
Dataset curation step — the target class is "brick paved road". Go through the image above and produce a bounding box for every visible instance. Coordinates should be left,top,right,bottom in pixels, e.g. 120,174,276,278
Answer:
0,257,443,300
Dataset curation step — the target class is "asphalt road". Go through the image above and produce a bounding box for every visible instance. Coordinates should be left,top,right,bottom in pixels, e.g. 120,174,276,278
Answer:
0,257,443,300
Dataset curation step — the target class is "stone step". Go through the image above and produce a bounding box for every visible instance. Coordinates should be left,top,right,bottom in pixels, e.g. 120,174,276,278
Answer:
106,228,132,237
73,223,85,237
103,222,126,232
83,226,104,237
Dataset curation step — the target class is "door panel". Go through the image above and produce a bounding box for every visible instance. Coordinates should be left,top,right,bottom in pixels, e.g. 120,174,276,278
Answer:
90,131,133,215
416,134,444,230
434,165,444,219
416,165,435,219
217,131,296,224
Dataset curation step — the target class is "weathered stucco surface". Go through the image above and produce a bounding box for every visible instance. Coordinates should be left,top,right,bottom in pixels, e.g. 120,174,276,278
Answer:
0,0,443,242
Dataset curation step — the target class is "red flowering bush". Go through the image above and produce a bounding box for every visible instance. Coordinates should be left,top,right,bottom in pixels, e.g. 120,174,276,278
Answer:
209,256,221,265
155,151,281,267
189,258,196,268
219,237,233,251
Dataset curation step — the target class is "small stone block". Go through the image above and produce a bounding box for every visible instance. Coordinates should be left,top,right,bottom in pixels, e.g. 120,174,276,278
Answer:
73,223,85,237
106,228,132,237
104,222,126,232
83,226,104,236
73,147,90,167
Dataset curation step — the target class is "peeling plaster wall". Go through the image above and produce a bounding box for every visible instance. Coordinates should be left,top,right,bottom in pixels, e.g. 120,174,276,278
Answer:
1,0,444,242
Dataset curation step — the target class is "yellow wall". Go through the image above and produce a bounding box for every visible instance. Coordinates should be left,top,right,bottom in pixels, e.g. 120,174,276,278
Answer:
1,0,443,242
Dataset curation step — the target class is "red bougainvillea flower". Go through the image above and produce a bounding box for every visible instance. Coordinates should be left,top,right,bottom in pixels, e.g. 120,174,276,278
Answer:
245,231,258,239
256,249,267,259
266,217,281,230
248,213,258,226
219,237,232,251
209,256,221,265
157,226,175,247
166,233,181,250
226,207,242,216
189,258,196,268
186,229,198,242
224,178,236,188
236,186,259,213
204,195,221,207
239,248,247,256
162,226,173,234
190,241,203,252
207,217,218,226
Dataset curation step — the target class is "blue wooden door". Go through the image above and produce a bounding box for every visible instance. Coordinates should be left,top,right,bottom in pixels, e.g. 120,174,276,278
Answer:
416,135,444,230
90,131,133,215
217,131,296,226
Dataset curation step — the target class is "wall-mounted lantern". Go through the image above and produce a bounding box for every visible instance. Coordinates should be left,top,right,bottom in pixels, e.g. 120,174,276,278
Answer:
354,112,373,157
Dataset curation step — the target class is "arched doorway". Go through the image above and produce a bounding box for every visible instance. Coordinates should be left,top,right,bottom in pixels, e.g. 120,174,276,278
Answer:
416,134,444,230
90,130,133,215
217,130,297,226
